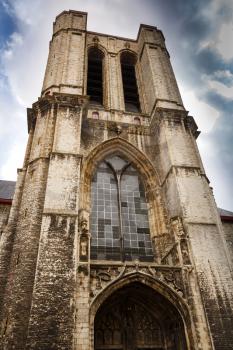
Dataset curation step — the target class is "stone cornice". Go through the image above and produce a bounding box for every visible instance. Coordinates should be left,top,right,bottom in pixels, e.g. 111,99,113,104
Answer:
160,165,208,188
27,93,89,132
33,92,88,110
41,84,83,95
139,42,169,61
185,115,201,139
149,108,200,139
84,118,151,136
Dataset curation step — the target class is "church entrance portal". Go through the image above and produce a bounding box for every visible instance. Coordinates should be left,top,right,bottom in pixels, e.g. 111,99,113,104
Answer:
94,282,187,350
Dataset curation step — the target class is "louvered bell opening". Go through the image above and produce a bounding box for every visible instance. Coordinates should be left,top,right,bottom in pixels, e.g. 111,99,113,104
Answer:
121,51,140,113
87,48,104,105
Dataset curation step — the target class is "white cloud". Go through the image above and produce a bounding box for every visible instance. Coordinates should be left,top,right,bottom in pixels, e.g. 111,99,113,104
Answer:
3,33,23,61
216,21,233,61
179,84,220,133
212,69,233,81
0,0,232,210
199,0,233,60
0,0,155,180
0,140,26,180
208,79,233,99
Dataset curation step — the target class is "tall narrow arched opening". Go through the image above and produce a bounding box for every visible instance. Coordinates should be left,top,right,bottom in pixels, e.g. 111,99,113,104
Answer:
90,154,154,262
87,47,104,105
120,51,140,113
94,282,188,350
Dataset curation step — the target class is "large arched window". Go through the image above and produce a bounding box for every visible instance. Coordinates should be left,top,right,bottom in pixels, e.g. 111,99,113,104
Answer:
87,47,104,105
90,155,154,262
120,51,141,113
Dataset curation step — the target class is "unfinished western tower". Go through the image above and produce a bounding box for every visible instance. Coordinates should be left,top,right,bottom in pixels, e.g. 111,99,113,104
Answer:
0,10,233,350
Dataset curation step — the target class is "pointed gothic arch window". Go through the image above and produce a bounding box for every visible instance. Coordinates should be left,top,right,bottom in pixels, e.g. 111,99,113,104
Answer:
90,155,154,261
120,51,141,113
87,47,104,105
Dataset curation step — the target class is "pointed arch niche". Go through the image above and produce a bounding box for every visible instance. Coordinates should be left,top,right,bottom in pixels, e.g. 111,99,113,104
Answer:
80,138,169,262
89,275,194,350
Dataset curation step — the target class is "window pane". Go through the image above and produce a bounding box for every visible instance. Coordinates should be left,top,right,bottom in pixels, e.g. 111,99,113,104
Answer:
90,156,154,262
121,166,154,262
90,162,121,260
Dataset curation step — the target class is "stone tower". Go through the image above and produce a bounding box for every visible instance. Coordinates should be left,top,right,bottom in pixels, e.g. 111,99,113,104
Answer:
0,10,233,350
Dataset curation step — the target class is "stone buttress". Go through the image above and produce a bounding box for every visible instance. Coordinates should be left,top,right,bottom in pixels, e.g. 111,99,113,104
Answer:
0,10,232,350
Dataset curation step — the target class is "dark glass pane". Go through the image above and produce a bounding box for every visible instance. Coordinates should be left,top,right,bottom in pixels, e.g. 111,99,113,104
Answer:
121,165,154,262
90,156,154,262
90,161,121,260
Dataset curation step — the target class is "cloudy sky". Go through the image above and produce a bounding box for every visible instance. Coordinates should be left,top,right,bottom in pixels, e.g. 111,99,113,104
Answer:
0,0,233,210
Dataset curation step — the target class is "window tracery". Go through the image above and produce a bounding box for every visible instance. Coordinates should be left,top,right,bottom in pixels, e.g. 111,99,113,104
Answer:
90,155,154,261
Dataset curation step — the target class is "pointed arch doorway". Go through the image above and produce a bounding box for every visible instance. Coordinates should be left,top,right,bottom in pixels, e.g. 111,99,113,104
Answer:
94,282,188,350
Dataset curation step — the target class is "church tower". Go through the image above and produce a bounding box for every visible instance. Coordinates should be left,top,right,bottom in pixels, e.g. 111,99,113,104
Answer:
0,10,233,350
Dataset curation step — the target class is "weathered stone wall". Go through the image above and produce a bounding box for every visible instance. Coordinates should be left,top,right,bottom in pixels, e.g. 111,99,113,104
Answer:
189,223,233,349
26,214,76,349
1,9,232,350
43,10,184,114
222,222,233,268
25,96,85,349
0,205,11,234
42,11,87,95
154,110,233,348
0,159,49,349
0,94,86,349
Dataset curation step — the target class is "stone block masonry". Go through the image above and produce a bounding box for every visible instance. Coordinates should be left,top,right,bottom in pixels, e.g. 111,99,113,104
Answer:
0,9,232,350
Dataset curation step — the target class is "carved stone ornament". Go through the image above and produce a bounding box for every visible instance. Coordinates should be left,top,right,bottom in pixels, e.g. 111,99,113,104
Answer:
107,122,123,136
171,216,185,238
78,264,89,276
80,236,88,257
78,209,90,261
90,263,185,300
180,239,191,265
93,35,100,46
124,41,130,49
79,209,89,233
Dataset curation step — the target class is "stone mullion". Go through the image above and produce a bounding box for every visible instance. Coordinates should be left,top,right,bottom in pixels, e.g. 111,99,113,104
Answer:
135,62,147,114
117,171,124,262
116,54,125,111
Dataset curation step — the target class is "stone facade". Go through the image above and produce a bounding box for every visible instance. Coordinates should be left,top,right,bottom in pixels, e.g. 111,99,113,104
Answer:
0,10,233,350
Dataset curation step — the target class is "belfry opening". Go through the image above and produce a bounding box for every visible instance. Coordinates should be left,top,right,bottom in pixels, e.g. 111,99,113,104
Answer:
94,282,188,350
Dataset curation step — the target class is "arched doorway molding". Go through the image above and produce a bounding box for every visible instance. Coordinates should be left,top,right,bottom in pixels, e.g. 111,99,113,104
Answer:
89,271,195,350
79,137,168,239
